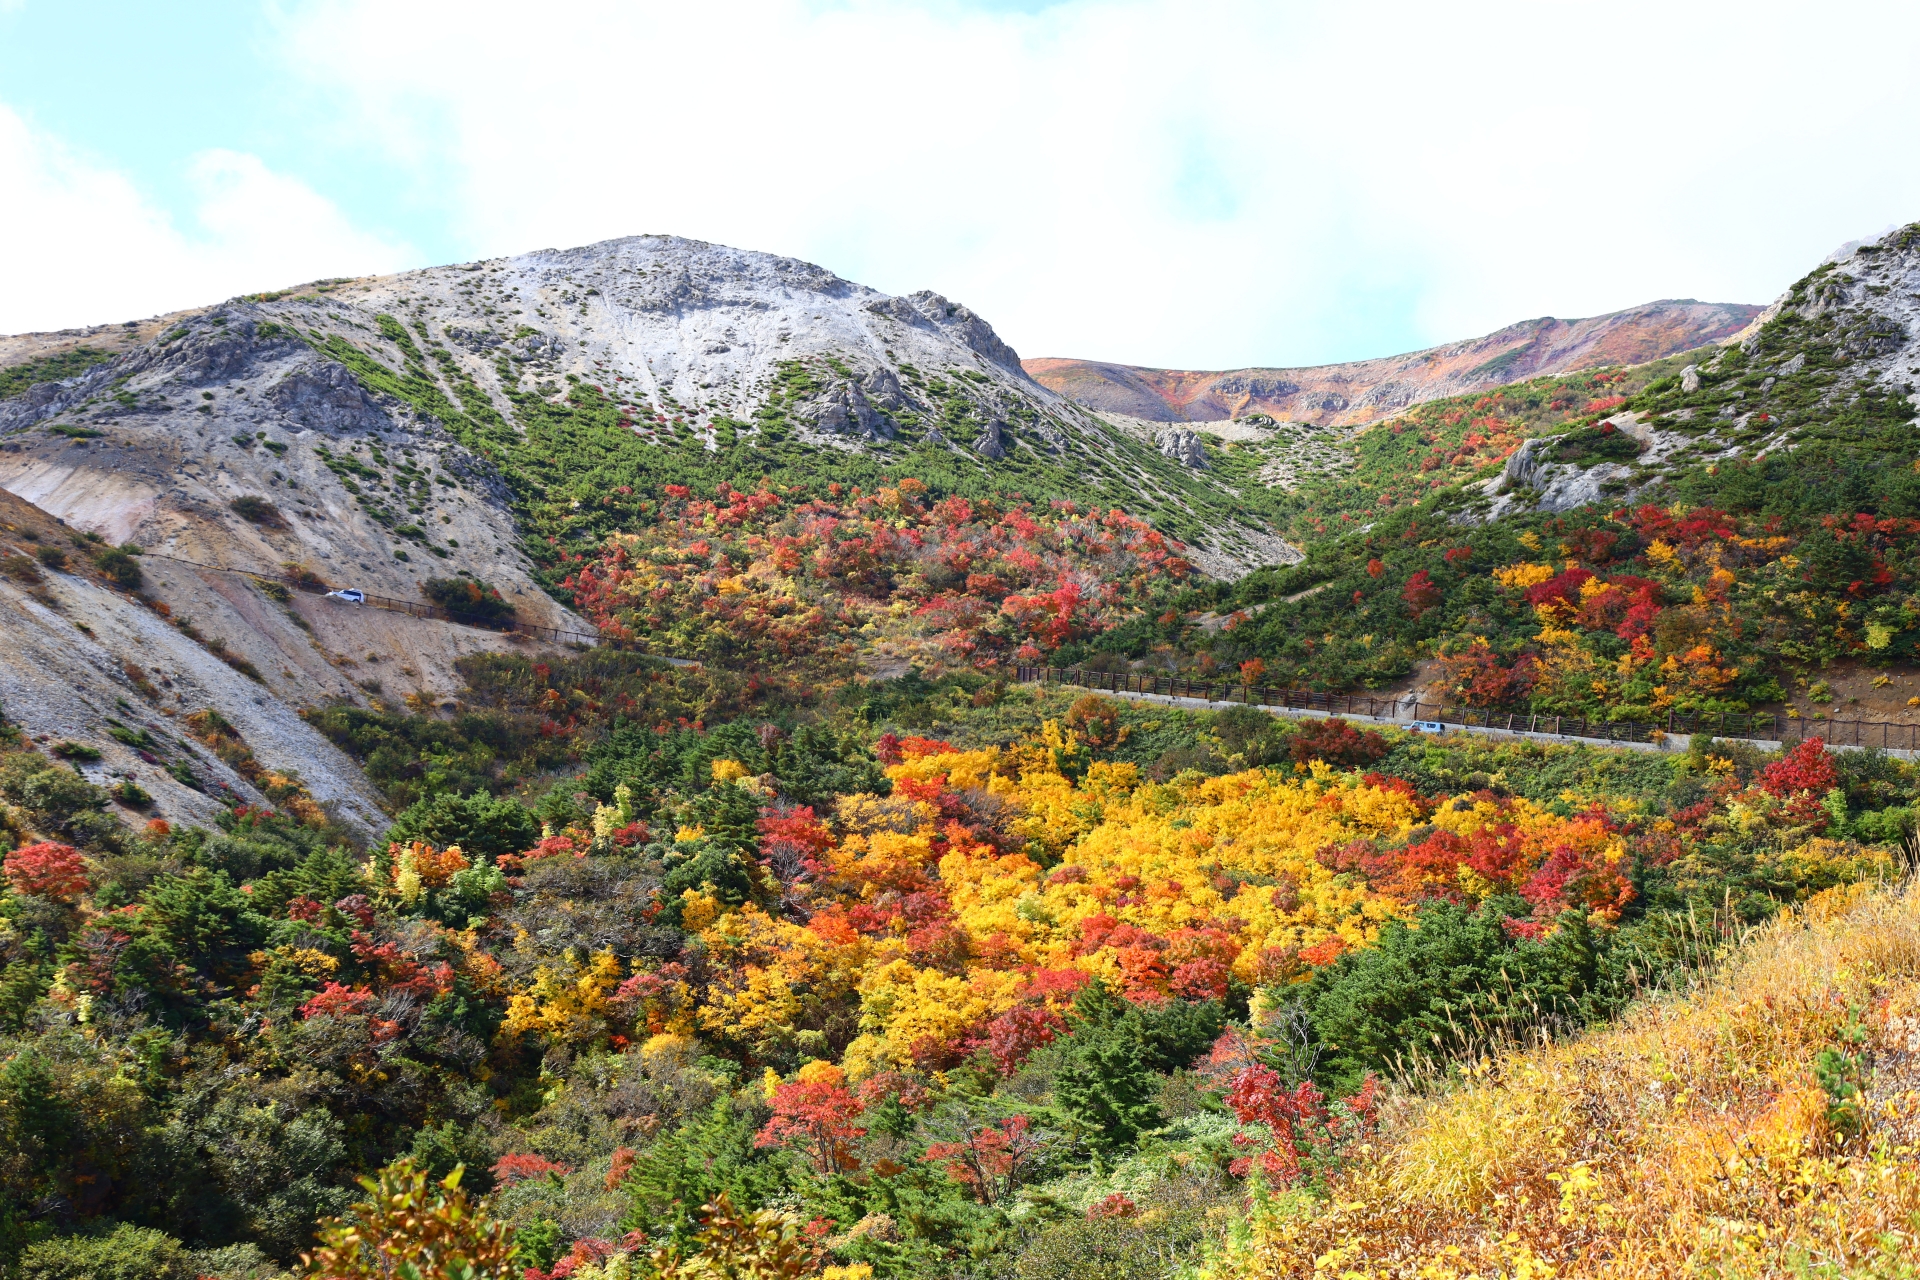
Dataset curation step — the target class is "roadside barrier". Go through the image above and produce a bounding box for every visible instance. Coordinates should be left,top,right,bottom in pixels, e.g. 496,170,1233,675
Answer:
131,549,687,655
1014,664,1920,753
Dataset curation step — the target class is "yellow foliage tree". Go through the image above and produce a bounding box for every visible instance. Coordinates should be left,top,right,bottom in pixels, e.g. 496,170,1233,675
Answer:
501,948,624,1048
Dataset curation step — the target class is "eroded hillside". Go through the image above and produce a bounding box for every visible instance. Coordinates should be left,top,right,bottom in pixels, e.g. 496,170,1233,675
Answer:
0,308,595,837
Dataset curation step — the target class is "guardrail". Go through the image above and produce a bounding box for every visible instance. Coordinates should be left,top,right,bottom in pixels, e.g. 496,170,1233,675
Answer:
1013,665,1920,752
137,549,699,662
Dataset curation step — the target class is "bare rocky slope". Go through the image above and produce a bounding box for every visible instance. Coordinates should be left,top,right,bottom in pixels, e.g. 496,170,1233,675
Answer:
1025,298,1762,427
0,297,595,838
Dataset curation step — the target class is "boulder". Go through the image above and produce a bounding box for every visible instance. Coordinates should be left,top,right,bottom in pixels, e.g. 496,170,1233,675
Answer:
973,419,1007,459
1156,428,1210,470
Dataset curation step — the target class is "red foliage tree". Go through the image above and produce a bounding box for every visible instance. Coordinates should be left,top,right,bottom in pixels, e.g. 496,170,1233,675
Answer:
755,1068,867,1175
1758,737,1838,799
1524,566,1595,610
301,982,374,1021
1401,570,1442,617
491,1152,573,1186
985,1004,1066,1075
1436,641,1537,707
1222,1066,1377,1185
2,842,90,902
1170,958,1231,1000
921,1112,1047,1204
1756,737,1839,827
1289,718,1390,768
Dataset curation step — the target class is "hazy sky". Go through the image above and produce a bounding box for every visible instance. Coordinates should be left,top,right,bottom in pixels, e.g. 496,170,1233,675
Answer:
4,0,1919,367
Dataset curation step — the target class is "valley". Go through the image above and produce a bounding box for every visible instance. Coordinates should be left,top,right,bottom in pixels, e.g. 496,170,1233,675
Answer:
1,225,1917,1280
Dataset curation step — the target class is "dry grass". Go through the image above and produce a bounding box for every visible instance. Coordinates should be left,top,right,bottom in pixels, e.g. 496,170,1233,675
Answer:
1214,881,1920,1278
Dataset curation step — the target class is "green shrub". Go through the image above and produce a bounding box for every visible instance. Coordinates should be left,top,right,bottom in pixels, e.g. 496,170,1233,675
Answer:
91,545,142,589
1304,899,1624,1090
0,348,115,400
32,545,66,571
1,554,42,583
1016,1208,1213,1280
383,789,539,863
1552,422,1643,465
422,576,516,624
19,1224,196,1280
109,779,152,808
228,496,285,528
1852,805,1913,844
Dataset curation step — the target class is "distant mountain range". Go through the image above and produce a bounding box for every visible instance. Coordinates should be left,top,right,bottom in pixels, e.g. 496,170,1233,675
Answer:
1023,299,1764,427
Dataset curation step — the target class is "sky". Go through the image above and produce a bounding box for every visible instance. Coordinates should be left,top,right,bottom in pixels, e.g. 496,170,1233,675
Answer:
4,0,1920,369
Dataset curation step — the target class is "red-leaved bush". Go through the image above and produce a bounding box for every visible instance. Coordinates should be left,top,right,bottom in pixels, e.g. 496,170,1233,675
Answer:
922,1113,1046,1205
1758,737,1838,799
2,842,90,902
755,1066,867,1175
491,1152,573,1185
1402,569,1442,617
985,1004,1066,1075
300,982,373,1021
1290,718,1390,769
1223,1065,1378,1185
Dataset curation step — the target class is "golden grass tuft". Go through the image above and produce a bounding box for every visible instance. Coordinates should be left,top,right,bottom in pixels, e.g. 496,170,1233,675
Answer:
1213,880,1920,1277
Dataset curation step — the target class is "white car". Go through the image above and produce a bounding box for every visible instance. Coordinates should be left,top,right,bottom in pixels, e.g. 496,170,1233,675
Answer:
1410,720,1448,733
327,588,366,604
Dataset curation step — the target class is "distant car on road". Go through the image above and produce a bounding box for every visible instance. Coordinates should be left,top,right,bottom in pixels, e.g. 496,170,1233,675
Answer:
327,588,366,604
1409,720,1448,733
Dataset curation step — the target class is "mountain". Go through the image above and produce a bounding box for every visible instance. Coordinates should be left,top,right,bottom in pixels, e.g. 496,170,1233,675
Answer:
0,233,1318,833
1024,298,1763,427
0,237,1305,582
2,227,1916,1280
1169,223,1920,721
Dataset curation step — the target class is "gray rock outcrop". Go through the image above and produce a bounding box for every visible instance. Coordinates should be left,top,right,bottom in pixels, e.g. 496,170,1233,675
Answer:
973,419,1007,459
1157,428,1210,469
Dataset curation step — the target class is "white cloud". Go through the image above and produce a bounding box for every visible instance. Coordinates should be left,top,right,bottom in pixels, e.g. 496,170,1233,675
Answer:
0,105,411,334
15,1,1920,365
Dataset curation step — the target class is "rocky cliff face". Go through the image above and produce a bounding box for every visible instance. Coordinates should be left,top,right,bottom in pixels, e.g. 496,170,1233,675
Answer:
1025,298,1763,427
0,300,592,838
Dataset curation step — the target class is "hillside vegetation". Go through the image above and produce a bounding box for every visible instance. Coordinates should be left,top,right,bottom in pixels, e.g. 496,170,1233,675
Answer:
1087,229,1920,723
1,228,1917,1280
1211,876,1920,1278
2,655,1912,1279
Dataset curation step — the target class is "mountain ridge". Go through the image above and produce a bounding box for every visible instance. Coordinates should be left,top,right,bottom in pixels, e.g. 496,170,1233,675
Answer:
1025,297,1763,427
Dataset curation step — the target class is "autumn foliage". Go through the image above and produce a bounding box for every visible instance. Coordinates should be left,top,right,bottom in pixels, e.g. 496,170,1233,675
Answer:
303,1159,516,1280
563,480,1192,678
2,841,89,902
